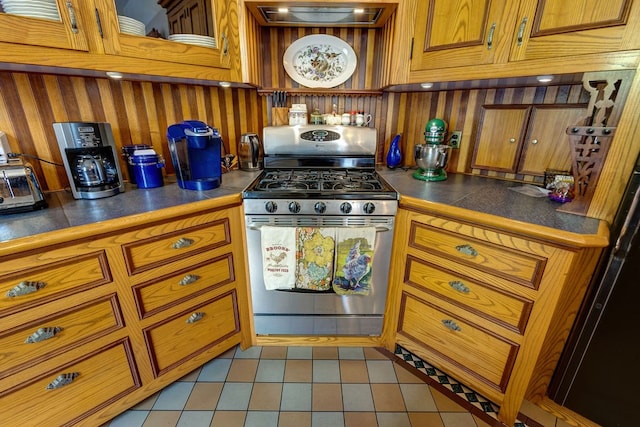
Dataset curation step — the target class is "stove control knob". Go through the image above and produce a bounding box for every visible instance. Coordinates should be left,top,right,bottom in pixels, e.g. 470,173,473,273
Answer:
265,201,278,213
288,201,301,213
363,202,376,214
314,202,327,214
340,202,352,214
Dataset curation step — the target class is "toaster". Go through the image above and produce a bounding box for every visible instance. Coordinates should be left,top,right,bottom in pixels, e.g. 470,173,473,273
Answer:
0,163,47,214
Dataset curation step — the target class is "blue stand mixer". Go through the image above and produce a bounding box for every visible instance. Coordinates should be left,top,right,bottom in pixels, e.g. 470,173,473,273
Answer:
167,120,222,190
413,118,450,181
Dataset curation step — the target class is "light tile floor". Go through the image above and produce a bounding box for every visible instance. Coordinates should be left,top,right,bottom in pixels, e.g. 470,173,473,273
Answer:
106,345,564,427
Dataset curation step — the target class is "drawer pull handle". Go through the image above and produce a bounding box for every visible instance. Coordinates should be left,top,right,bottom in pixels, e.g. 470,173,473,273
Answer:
46,372,79,390
6,281,46,298
187,312,205,323
442,319,462,332
172,237,194,249
179,274,201,286
448,281,470,294
517,17,528,46
66,0,78,33
25,326,63,343
486,22,496,50
455,244,478,257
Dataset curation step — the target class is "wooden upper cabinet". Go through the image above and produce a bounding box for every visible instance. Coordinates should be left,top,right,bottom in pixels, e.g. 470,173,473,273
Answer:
510,0,640,61
98,0,232,70
471,106,530,172
472,105,589,175
161,0,214,37
410,0,521,70
0,0,89,51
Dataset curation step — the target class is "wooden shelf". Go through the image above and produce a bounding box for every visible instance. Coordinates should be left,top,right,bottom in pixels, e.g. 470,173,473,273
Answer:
258,88,383,97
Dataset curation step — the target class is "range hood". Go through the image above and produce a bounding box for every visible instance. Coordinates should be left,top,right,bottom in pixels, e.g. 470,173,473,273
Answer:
245,2,397,27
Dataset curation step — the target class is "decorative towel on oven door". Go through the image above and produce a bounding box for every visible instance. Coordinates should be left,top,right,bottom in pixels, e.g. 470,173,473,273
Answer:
295,227,335,291
332,227,376,295
261,226,296,290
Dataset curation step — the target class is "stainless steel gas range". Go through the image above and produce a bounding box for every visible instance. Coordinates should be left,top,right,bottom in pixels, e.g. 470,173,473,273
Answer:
242,125,399,336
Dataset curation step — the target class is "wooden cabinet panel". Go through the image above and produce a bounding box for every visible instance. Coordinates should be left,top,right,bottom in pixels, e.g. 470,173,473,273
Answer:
385,204,606,426
0,295,122,379
471,106,530,172
0,1,89,51
99,0,233,70
405,256,533,333
399,292,519,393
510,0,640,61
143,290,239,376
0,249,112,317
473,104,588,176
132,253,234,318
518,106,588,175
411,0,519,70
122,218,230,275
0,339,139,427
409,220,546,288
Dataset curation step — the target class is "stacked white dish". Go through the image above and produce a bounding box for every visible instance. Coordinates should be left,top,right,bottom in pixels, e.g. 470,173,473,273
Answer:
168,34,216,48
1,0,60,21
118,15,145,36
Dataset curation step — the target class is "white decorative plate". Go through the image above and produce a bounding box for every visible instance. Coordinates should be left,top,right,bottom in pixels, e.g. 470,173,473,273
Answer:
283,34,357,88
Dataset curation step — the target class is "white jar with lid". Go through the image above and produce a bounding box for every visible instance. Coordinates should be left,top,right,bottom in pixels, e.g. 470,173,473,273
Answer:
289,105,308,125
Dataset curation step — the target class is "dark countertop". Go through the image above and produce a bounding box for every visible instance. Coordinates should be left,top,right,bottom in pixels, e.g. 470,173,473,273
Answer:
378,168,603,236
0,171,261,243
1,168,604,243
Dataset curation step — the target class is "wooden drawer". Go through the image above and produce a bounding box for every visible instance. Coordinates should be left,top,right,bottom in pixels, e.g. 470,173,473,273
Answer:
398,292,519,393
405,256,533,334
144,290,239,377
122,218,231,275
0,339,139,427
0,294,123,380
133,253,235,319
409,221,546,289
0,250,112,318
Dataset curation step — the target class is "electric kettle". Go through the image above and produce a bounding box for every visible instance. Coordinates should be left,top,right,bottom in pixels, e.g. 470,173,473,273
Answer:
238,133,263,171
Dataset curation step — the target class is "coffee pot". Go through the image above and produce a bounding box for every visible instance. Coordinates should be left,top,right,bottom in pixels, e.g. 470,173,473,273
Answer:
238,133,263,171
75,154,107,186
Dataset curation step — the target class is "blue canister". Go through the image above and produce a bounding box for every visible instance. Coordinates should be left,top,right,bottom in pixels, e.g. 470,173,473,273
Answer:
129,150,164,188
122,144,151,184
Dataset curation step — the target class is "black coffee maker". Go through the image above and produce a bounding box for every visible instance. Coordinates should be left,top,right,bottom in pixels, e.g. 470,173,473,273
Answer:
53,122,125,199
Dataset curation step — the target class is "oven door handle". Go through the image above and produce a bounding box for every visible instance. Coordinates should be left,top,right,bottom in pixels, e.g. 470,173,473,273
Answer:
247,225,392,232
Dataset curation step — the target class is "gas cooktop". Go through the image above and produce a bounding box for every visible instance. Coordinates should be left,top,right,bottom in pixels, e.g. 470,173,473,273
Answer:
242,168,398,200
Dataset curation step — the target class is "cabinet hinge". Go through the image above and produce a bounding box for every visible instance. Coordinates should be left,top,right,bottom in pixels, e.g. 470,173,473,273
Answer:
95,8,103,38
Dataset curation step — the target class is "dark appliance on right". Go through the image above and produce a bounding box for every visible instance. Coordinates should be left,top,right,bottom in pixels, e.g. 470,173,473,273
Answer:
549,153,640,426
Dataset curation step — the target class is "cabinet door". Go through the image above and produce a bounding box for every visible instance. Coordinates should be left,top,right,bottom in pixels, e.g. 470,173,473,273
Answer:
0,0,88,51
510,0,640,61
164,0,213,36
517,105,588,176
98,0,232,70
410,0,520,70
471,106,530,172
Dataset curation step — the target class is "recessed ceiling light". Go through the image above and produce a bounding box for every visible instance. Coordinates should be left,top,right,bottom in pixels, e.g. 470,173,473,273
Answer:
536,75,554,83
106,71,123,80
420,82,433,89
353,8,365,14
278,7,288,13
219,81,231,88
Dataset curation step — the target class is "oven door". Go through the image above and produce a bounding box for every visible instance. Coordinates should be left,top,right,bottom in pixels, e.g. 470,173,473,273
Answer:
245,215,395,336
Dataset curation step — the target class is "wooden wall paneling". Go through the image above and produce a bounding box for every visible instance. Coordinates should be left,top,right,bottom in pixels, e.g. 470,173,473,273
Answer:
10,73,59,190
457,89,481,173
